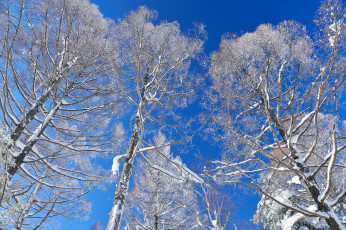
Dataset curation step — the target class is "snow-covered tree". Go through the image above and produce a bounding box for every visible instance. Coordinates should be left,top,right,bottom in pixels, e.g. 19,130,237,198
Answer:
0,124,16,225
0,0,116,227
197,167,235,230
252,114,346,230
209,0,345,229
123,133,201,230
106,6,205,230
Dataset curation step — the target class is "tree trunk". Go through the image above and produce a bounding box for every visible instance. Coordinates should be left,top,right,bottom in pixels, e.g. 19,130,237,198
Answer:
10,73,64,143
106,116,140,230
8,74,76,180
262,93,344,230
15,181,43,229
308,186,344,230
154,214,158,230
7,101,62,179
107,76,149,230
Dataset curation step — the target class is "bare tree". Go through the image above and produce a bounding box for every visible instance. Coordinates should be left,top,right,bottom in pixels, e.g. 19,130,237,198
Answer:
0,0,117,227
106,6,205,230
209,0,345,229
0,125,14,225
123,133,201,230
197,167,235,230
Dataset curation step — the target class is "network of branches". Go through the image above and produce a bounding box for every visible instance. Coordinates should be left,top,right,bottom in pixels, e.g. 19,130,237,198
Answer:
0,0,344,230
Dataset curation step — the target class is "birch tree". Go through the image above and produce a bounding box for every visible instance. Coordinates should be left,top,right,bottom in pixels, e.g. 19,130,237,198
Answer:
0,125,15,225
0,0,116,227
123,133,201,230
209,0,345,229
197,167,234,230
106,6,205,230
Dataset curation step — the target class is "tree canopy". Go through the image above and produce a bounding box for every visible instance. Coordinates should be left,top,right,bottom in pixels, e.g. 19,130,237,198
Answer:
0,0,344,229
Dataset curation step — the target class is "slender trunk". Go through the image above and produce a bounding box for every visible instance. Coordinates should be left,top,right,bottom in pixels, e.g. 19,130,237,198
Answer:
308,186,344,230
5,74,63,181
107,76,149,230
154,214,158,230
15,181,43,229
325,218,344,230
8,73,76,179
107,116,140,230
10,73,64,143
7,101,62,179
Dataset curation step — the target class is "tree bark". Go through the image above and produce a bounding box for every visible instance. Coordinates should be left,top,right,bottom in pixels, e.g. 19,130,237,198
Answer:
154,214,158,230
7,101,61,179
8,73,76,180
261,93,344,230
10,73,64,143
107,76,149,230
15,180,43,229
106,116,140,230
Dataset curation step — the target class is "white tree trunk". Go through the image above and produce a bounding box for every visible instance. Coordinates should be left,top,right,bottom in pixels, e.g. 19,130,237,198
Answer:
107,116,140,230
15,181,42,229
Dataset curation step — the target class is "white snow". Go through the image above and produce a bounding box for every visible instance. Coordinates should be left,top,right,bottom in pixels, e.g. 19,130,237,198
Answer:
151,164,185,181
307,204,317,212
61,99,69,105
290,134,299,145
15,140,25,150
294,112,315,132
281,213,304,230
65,57,79,68
326,189,346,206
112,155,124,175
329,36,336,47
8,113,20,125
329,20,342,33
275,190,294,204
328,20,343,47
172,158,204,183
326,210,346,230
288,176,301,185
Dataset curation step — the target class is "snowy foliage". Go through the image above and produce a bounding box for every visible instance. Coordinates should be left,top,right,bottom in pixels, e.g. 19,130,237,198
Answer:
106,6,205,229
123,133,201,229
315,0,346,49
210,1,346,229
111,6,205,114
0,0,113,228
0,0,345,229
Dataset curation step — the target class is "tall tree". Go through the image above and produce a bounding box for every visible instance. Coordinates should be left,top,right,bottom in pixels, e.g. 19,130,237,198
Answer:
0,125,14,225
0,0,116,227
209,0,345,229
106,6,205,230
197,167,235,230
124,133,201,230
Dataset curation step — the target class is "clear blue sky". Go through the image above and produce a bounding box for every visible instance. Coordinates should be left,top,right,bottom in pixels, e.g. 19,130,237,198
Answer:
60,0,321,229
91,0,320,54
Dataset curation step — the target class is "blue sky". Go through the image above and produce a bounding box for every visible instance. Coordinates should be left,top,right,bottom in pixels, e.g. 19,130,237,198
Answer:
60,0,321,229
91,0,320,54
